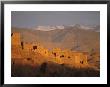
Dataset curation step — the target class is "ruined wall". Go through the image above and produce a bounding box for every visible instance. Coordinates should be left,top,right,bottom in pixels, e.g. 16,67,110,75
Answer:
23,42,33,51
11,46,23,58
49,49,88,66
11,33,21,46
72,52,88,66
11,32,88,67
81,52,88,65
11,33,22,59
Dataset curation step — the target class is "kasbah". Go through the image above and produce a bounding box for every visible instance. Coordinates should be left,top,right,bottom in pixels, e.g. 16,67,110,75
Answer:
11,32,88,68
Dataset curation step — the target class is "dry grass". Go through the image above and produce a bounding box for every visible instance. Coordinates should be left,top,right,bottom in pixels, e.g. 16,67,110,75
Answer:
11,59,99,77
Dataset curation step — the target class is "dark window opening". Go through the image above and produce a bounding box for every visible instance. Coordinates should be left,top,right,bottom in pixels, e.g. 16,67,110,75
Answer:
53,53,56,57
33,46,37,50
80,61,83,64
21,41,24,49
60,55,64,58
68,56,71,58
11,33,13,36
27,58,31,61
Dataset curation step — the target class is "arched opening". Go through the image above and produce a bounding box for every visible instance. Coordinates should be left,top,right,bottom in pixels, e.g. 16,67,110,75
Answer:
33,46,37,50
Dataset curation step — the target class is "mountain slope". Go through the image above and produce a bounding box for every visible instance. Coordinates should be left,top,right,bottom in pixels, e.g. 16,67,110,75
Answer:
12,27,100,52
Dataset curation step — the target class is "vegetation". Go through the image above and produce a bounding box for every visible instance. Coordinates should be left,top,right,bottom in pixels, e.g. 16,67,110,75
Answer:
11,60,99,77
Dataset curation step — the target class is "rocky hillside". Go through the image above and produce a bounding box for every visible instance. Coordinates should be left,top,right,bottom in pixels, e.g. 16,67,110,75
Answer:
12,27,100,52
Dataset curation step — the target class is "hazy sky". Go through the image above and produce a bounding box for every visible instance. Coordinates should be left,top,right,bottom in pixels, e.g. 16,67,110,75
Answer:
11,11,100,28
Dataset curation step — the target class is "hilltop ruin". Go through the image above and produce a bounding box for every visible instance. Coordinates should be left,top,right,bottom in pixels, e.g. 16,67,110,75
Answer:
11,32,88,68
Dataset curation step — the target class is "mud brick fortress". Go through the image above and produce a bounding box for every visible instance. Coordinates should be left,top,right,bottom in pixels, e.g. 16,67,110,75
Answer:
11,32,88,67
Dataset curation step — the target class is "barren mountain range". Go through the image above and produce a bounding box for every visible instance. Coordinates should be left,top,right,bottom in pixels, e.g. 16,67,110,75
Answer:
12,25,100,53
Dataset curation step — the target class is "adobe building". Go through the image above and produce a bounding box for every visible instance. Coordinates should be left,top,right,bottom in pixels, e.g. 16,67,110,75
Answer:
50,48,88,66
65,51,88,66
51,48,62,58
11,32,88,67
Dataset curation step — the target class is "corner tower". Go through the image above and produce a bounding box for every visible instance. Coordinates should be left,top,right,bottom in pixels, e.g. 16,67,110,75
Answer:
11,32,21,46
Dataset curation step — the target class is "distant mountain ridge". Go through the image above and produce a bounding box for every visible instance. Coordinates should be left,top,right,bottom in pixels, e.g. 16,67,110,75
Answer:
34,25,64,31
12,26,100,53
33,24,100,32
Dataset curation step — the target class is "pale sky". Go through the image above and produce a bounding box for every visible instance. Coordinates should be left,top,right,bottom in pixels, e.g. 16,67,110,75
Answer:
11,11,100,28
